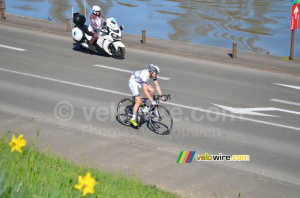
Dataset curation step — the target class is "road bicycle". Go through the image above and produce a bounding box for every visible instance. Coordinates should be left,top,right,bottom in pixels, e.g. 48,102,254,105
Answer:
117,94,173,135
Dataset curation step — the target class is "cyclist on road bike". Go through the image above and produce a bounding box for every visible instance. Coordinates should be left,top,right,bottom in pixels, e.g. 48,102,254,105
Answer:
129,64,163,127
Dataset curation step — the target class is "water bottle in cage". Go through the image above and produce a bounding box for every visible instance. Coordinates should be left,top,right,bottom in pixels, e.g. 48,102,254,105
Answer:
143,106,150,113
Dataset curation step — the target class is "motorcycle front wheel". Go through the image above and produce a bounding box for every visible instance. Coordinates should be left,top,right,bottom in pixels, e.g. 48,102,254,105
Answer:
112,47,125,59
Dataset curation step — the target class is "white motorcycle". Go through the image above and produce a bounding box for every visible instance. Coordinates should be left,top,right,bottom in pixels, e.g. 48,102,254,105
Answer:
72,13,125,59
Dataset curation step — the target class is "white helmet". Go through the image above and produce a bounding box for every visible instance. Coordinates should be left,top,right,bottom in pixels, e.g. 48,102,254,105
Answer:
148,64,160,74
93,5,101,15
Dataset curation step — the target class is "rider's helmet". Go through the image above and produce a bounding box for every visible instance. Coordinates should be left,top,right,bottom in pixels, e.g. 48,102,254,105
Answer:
93,5,101,15
148,64,160,74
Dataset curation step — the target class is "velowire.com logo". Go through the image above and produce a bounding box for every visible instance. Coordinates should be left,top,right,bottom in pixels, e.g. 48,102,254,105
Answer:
176,151,196,163
176,151,250,163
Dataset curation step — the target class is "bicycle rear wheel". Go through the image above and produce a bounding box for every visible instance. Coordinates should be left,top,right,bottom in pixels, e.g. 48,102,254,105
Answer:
117,98,134,126
148,105,173,135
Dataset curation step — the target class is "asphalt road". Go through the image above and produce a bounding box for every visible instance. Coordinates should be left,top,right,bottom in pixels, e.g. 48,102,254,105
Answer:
0,25,300,197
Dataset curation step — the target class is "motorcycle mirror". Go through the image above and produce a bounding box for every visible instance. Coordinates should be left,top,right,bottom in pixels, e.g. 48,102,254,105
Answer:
120,25,124,31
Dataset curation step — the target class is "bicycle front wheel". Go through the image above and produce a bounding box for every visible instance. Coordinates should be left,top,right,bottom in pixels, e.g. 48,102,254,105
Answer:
117,98,134,126
148,105,173,135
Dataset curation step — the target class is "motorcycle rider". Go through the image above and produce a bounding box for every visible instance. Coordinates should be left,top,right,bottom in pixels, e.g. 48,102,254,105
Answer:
88,5,105,50
129,64,164,127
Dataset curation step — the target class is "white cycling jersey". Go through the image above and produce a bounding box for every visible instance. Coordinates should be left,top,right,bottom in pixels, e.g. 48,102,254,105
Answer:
131,69,157,84
128,69,157,97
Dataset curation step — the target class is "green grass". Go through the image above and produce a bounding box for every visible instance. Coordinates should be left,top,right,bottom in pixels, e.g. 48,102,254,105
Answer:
0,132,178,198
283,56,290,61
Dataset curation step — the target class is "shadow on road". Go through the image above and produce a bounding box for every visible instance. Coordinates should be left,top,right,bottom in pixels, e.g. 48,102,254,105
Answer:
72,43,110,57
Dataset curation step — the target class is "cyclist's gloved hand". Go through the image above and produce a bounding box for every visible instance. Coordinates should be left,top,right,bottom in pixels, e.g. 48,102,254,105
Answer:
151,101,157,106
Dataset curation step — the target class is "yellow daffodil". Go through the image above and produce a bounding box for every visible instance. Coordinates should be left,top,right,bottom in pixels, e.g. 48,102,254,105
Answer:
74,172,97,197
9,134,27,153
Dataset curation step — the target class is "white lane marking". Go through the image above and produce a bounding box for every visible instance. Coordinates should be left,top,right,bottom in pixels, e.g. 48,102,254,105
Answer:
1,67,300,131
213,104,277,117
270,99,300,107
273,83,300,90
0,68,131,97
0,44,26,51
94,65,132,74
214,104,300,116
166,102,300,131
93,64,171,80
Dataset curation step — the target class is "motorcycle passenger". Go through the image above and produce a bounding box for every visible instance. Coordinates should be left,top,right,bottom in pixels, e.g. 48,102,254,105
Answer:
88,5,105,50
129,64,164,127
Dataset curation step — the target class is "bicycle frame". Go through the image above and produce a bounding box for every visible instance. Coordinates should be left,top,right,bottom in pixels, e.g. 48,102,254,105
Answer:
117,94,172,134
134,94,171,125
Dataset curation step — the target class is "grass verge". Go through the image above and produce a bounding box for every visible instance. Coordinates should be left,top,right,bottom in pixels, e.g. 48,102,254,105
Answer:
0,132,178,198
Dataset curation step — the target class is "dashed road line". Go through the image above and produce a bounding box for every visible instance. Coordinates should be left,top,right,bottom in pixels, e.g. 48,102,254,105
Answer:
93,64,171,80
0,44,26,51
273,83,300,90
270,99,300,107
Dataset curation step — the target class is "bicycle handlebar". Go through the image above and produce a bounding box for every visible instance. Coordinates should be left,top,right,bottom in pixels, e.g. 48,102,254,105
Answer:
153,94,171,102
138,94,171,106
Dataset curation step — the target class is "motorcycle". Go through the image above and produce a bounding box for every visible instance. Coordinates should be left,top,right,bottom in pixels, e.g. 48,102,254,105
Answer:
72,13,125,59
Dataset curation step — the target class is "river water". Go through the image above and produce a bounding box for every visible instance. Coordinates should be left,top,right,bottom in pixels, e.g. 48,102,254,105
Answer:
6,0,300,57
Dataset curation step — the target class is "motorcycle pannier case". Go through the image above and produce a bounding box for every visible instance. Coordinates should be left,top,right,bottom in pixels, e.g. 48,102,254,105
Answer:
73,14,86,26
72,27,84,42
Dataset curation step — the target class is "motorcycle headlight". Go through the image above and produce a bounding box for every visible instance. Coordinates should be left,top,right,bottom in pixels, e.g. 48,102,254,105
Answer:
112,29,120,33
111,33,120,39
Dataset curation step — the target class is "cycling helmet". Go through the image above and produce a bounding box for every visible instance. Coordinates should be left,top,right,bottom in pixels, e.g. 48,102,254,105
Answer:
93,5,101,15
148,64,160,74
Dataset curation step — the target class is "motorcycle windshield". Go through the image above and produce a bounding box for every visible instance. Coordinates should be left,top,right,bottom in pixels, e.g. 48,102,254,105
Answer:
109,18,119,30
